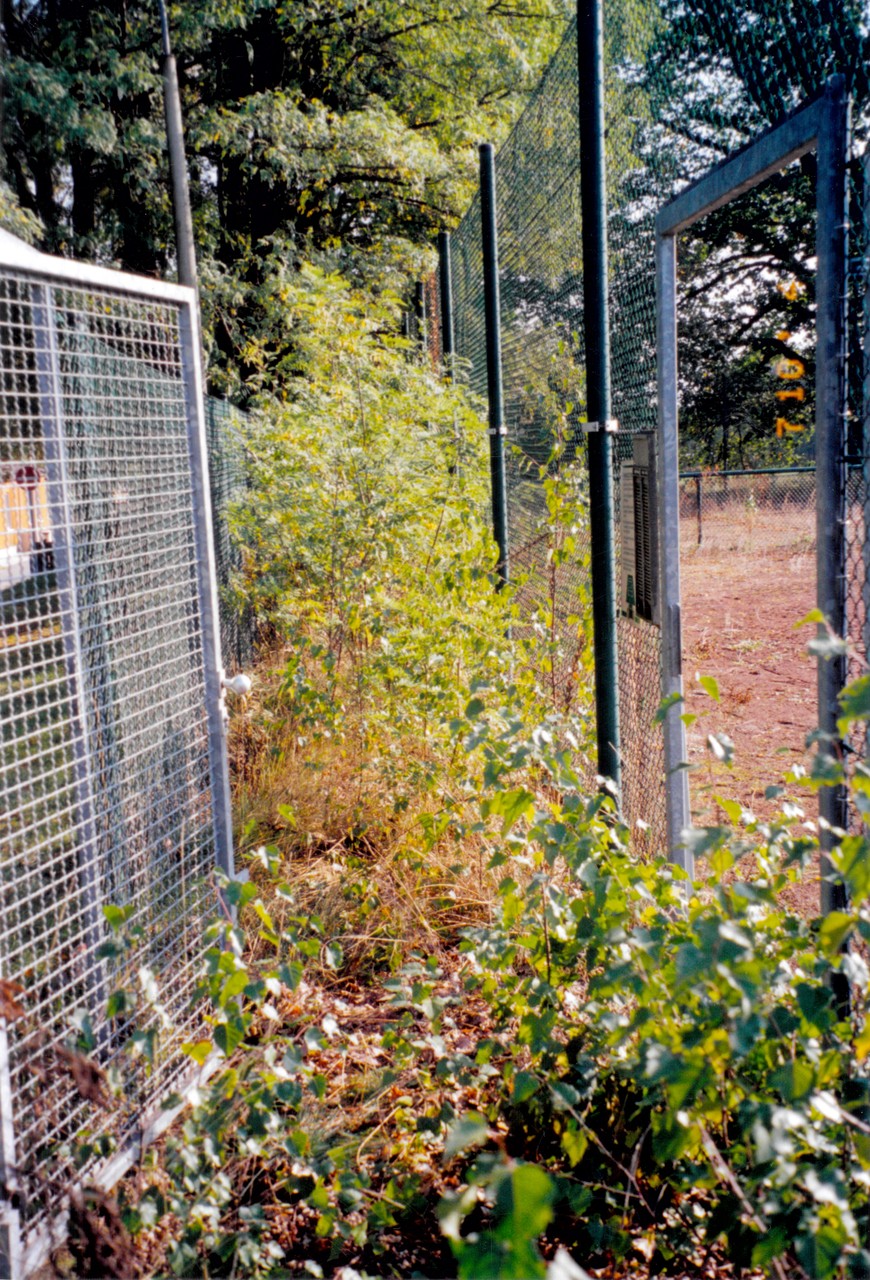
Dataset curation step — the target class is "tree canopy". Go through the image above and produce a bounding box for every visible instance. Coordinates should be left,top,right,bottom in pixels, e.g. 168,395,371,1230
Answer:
0,0,570,391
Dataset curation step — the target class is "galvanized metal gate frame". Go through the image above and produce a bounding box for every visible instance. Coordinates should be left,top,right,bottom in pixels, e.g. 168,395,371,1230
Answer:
655,77,849,879
0,230,235,1277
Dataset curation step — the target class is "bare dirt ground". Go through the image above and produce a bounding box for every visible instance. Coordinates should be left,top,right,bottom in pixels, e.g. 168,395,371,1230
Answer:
679,501,820,915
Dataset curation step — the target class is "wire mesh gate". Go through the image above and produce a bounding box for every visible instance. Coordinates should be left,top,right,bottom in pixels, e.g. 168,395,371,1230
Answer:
0,229,233,1274
443,2,870,848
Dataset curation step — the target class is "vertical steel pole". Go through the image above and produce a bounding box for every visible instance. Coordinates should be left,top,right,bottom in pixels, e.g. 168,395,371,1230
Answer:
158,0,198,291
696,474,702,546
479,143,509,585
577,0,621,792
816,76,849,923
438,231,455,381
656,234,692,872
178,296,235,883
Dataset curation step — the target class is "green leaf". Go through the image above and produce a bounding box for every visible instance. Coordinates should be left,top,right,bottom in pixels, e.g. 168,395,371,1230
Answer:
835,836,870,903
103,903,133,931
444,1113,490,1161
751,1224,789,1267
482,788,535,836
698,674,720,702
214,1021,245,1057
511,1071,539,1104
494,1163,555,1247
560,1126,588,1165
770,1058,815,1102
713,794,742,824
839,675,870,734
819,910,855,957
181,1040,213,1066
220,970,250,1003
794,1222,848,1278
654,691,683,725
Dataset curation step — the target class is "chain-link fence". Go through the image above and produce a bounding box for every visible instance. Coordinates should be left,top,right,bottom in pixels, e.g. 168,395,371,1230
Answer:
446,2,870,845
205,397,255,673
678,467,815,556
0,231,234,1273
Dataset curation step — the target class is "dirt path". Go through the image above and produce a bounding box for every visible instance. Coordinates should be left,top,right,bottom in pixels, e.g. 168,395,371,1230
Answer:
679,505,819,914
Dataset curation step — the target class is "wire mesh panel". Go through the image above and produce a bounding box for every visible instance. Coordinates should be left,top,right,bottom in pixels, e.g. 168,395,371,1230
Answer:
0,234,230,1271
450,3,870,847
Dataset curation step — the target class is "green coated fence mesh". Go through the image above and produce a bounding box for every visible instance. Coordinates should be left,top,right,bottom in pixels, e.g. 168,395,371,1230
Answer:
444,1,870,845
205,397,256,674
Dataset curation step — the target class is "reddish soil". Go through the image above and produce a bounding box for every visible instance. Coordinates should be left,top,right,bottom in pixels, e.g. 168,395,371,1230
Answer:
679,501,820,915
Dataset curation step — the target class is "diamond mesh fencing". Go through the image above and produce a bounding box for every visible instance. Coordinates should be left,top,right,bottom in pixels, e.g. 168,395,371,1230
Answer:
450,34,595,748
449,2,870,844
0,249,231,1267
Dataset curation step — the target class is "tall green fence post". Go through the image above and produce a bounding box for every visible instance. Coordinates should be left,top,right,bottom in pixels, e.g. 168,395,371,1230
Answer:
577,0,621,793
479,143,510,585
157,0,198,292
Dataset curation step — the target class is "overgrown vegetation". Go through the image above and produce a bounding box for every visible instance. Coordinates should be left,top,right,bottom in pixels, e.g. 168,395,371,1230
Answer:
37,283,870,1280
6,3,870,1276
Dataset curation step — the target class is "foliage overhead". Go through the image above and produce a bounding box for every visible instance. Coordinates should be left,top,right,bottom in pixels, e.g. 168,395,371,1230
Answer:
0,0,571,390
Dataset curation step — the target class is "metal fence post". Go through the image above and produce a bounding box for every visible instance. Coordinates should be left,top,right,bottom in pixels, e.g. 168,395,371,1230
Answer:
158,0,198,292
577,0,621,794
695,474,702,545
178,298,236,883
479,143,509,585
816,77,849,927
655,234,692,871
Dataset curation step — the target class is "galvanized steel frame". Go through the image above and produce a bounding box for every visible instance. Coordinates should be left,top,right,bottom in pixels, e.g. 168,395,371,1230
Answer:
0,230,235,1275
655,78,849,879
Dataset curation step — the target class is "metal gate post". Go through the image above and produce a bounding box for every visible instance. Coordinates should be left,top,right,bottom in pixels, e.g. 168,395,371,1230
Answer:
577,0,622,795
655,235,692,872
816,76,849,918
177,297,235,883
479,142,510,586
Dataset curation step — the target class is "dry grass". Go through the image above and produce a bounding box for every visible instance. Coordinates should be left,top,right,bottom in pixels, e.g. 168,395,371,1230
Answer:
227,652,501,974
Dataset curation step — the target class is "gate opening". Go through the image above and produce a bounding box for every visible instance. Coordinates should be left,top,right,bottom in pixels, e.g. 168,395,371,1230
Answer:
676,172,818,838
655,78,848,891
